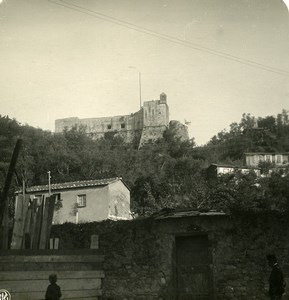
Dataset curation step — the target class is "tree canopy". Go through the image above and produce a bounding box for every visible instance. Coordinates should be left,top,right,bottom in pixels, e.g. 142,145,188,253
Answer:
202,110,289,164
1,109,289,218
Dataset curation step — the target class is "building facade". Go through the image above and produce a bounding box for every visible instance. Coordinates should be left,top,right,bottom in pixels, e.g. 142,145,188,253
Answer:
206,163,261,179
207,152,289,180
55,93,188,147
244,152,289,167
18,178,131,224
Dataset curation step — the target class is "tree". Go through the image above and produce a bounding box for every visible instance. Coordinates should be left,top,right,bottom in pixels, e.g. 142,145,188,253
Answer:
2,111,289,220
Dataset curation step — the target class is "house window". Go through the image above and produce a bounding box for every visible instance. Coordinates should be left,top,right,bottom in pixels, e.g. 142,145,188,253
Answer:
266,155,271,162
258,155,264,163
107,124,112,130
77,194,86,207
121,123,125,129
276,155,282,164
253,155,258,165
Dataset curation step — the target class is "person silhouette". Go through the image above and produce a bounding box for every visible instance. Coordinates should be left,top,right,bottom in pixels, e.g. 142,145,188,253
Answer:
267,254,286,300
45,274,62,300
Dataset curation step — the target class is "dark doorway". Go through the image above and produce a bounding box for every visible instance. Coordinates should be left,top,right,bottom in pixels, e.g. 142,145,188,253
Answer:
175,235,213,300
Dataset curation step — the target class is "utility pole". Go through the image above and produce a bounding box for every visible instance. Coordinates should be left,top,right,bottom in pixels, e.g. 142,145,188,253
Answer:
0,139,22,249
48,171,51,196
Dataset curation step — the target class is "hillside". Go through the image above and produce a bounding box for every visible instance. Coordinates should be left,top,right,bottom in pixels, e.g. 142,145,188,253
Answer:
199,110,289,165
0,110,289,217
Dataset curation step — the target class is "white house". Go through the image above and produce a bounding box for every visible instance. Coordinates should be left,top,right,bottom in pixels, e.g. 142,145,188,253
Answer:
18,177,131,224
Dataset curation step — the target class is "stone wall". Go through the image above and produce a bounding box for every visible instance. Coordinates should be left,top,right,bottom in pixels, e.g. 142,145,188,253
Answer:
169,120,189,141
51,213,289,300
55,113,142,144
138,125,168,148
54,93,188,147
143,100,169,127
55,117,80,133
0,250,104,300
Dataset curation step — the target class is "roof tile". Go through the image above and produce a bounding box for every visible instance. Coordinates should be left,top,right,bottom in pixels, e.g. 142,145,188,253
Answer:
21,177,122,193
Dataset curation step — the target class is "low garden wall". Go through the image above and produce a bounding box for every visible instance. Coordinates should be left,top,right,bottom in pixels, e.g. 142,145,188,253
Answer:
50,212,289,300
0,250,104,300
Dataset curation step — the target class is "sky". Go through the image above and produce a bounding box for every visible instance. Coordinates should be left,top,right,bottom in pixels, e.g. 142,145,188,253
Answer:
0,0,289,145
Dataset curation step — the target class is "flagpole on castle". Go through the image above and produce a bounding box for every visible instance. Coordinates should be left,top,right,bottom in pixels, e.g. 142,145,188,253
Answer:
129,66,142,109
138,71,142,109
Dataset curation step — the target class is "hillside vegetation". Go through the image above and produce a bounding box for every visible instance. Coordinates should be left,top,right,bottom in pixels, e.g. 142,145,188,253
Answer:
1,110,289,217
200,110,289,164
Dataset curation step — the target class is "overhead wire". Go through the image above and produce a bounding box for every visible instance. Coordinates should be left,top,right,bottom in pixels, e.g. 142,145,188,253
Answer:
48,0,289,77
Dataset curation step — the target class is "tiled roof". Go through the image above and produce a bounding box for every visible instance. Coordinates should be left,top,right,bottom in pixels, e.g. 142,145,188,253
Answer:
21,177,124,193
209,164,260,170
153,208,227,220
244,152,289,155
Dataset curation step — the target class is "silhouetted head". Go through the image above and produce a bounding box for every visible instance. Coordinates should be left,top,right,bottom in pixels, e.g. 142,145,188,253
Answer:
267,254,277,268
49,274,57,284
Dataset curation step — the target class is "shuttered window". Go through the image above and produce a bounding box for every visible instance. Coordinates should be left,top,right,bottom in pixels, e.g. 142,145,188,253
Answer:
77,194,86,207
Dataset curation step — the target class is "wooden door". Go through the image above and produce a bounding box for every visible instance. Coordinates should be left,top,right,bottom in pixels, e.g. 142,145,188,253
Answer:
175,235,213,300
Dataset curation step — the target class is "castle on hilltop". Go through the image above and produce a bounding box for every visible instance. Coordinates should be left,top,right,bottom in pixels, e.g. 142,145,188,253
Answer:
55,93,189,147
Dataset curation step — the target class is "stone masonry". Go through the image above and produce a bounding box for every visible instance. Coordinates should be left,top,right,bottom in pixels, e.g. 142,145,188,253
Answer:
51,212,289,300
55,93,189,147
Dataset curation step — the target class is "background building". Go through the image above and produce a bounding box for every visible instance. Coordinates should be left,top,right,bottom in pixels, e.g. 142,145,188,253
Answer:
244,152,289,167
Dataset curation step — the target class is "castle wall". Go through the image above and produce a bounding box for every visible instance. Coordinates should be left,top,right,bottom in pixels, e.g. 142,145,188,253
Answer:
169,120,189,141
138,125,168,148
138,95,169,147
143,100,169,127
55,111,144,142
55,117,80,133
54,93,187,147
80,112,144,134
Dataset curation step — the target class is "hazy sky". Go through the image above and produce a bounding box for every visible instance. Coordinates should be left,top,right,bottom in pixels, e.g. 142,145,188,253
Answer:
1,0,289,145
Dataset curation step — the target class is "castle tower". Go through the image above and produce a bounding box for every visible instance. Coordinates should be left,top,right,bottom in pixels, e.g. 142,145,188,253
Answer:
160,92,167,103
142,93,169,127
138,93,169,147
